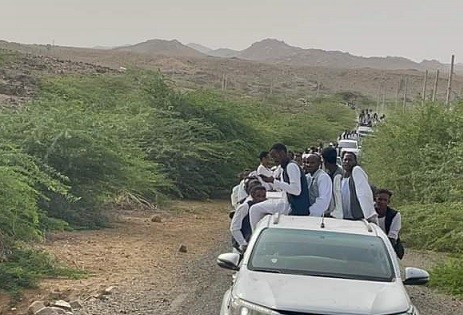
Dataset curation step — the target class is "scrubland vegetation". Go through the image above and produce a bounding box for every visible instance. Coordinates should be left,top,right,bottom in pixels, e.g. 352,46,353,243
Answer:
0,66,355,293
362,102,463,297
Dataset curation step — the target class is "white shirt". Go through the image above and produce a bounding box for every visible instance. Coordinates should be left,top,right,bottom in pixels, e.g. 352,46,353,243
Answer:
378,212,401,240
230,202,251,246
273,162,302,197
231,184,240,209
307,171,332,217
236,180,248,204
339,166,377,223
352,166,377,222
257,164,273,177
257,164,274,191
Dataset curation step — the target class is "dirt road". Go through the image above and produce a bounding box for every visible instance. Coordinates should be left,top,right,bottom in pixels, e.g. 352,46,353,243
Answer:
2,200,462,315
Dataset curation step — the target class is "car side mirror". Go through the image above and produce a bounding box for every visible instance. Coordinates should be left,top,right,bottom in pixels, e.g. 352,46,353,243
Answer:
403,267,429,285
217,253,241,271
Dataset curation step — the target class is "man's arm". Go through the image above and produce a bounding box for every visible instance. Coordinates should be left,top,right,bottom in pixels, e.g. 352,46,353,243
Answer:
230,204,249,246
352,166,378,223
273,163,302,196
388,212,401,241
309,173,333,217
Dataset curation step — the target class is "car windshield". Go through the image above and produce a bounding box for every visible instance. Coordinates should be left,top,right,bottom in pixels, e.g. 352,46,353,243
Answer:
248,228,394,282
339,141,357,149
358,128,373,134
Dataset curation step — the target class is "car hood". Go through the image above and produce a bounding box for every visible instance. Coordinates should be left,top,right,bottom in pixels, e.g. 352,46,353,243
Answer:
233,269,410,314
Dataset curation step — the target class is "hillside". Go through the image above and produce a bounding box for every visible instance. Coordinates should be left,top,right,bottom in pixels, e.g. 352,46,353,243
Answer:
187,43,212,54
233,39,459,72
113,39,206,58
0,40,462,104
208,48,239,58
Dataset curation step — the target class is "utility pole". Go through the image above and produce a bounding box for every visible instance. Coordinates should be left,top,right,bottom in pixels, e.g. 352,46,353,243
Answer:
396,77,403,106
376,84,381,110
432,70,440,102
403,77,408,112
382,84,386,113
221,73,226,91
422,70,428,104
446,55,455,107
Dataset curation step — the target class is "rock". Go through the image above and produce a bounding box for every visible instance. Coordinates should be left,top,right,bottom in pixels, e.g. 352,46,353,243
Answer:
49,291,64,300
48,308,67,315
52,300,72,311
178,244,188,253
69,300,82,310
150,215,162,223
35,307,66,315
28,301,46,315
102,286,116,295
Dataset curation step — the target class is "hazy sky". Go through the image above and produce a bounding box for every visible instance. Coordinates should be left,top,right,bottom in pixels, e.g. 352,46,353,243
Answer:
2,0,461,63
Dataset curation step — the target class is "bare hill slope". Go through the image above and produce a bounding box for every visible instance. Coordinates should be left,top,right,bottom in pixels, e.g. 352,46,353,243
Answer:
1,40,461,104
114,39,206,58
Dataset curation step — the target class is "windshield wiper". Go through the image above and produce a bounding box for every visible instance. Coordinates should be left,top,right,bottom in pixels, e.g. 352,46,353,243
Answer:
251,268,282,274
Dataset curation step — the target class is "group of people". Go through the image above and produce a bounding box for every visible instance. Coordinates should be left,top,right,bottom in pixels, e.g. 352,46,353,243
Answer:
229,143,404,259
358,109,386,127
339,130,360,140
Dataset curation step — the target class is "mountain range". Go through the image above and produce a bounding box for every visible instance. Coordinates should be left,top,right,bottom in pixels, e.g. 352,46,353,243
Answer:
113,38,461,73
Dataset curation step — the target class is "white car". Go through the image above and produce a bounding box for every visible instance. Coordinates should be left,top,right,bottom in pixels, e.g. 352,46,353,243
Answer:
218,214,428,315
338,139,360,157
357,126,374,137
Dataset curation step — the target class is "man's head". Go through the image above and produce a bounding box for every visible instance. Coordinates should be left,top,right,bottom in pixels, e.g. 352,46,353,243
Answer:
244,177,261,195
250,185,267,203
269,143,288,165
305,153,322,175
375,189,392,214
342,151,357,172
259,151,270,166
321,147,338,167
238,169,251,181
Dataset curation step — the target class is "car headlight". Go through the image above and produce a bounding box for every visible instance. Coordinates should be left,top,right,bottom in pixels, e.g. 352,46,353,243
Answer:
230,295,278,315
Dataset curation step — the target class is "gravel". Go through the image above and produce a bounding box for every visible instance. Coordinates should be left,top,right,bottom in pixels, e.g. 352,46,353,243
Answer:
74,233,463,315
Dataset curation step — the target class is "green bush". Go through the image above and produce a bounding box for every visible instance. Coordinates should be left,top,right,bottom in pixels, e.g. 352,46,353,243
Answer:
0,67,356,294
0,144,69,248
363,102,463,205
0,249,85,296
430,256,463,297
0,70,356,226
400,202,463,253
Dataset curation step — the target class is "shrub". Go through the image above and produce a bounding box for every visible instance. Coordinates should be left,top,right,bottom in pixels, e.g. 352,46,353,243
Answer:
0,248,85,296
430,256,463,297
399,202,463,253
362,102,463,205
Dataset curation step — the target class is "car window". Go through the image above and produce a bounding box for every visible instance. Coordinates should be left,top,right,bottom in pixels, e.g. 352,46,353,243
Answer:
339,141,357,149
248,228,394,282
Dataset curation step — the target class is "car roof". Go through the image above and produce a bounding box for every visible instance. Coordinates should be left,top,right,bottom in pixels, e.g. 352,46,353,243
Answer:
256,214,380,237
338,139,358,143
357,126,373,131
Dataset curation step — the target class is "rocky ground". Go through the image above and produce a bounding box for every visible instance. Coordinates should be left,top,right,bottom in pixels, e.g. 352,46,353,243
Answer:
0,48,115,107
1,200,462,315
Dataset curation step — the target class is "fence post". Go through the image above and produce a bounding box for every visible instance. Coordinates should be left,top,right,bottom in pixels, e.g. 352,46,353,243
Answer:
432,70,439,102
422,70,428,104
446,55,455,107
